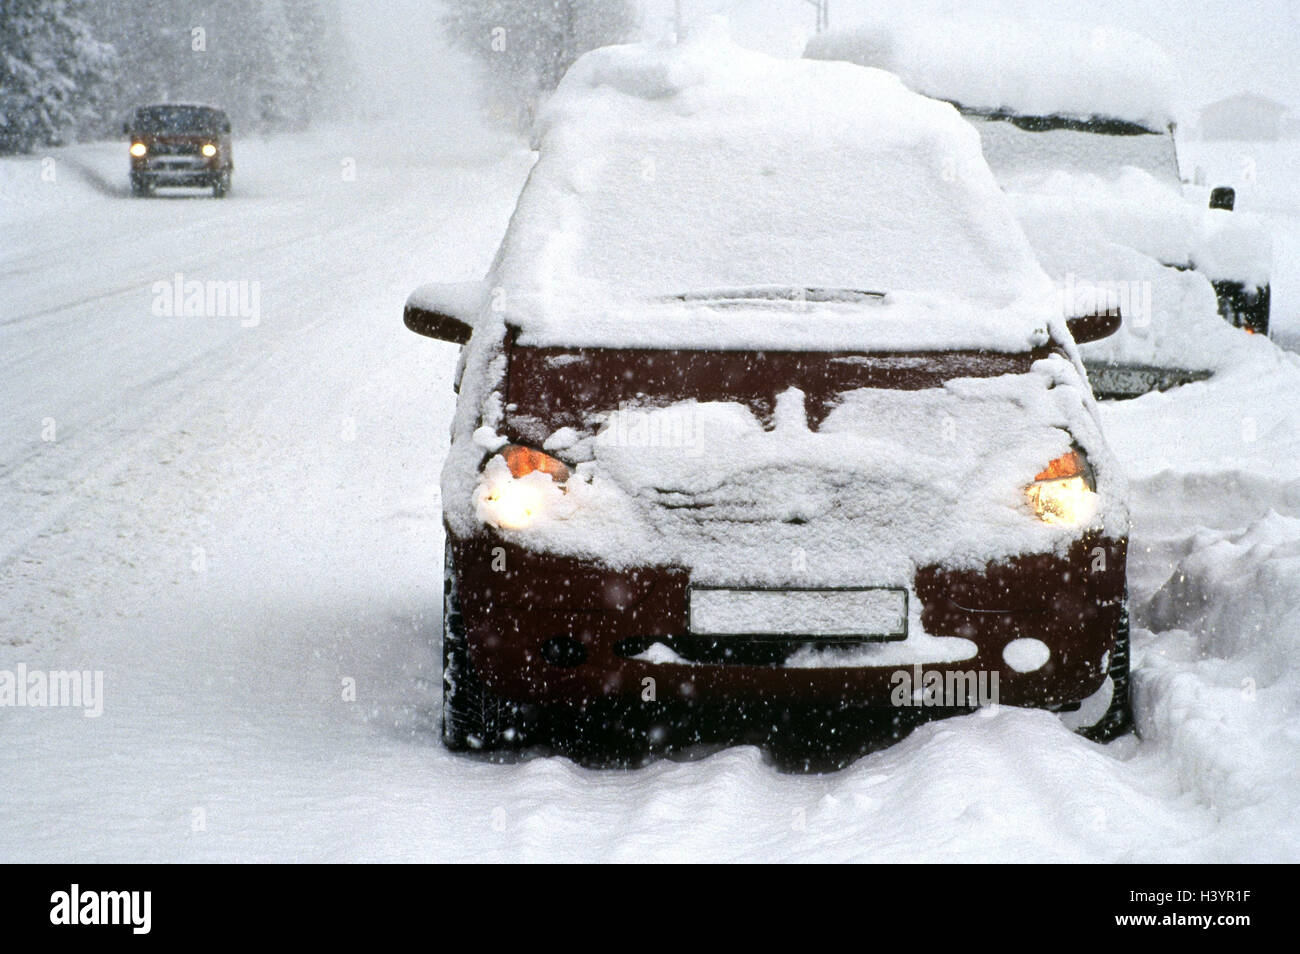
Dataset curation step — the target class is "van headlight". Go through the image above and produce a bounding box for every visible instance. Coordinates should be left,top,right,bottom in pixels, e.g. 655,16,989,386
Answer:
201,143,218,158
1026,450,1099,526
130,142,147,157
475,446,570,531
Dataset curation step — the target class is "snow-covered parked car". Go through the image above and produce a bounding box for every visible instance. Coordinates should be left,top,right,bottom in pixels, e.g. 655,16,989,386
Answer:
806,18,1274,398
404,30,1132,766
124,104,233,198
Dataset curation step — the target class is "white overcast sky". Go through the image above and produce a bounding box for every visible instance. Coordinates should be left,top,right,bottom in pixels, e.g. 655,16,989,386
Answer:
342,0,1299,119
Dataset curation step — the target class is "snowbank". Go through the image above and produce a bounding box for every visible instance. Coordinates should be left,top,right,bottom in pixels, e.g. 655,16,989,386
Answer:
487,21,1056,351
804,17,1179,130
1086,352,1300,858
1135,513,1300,831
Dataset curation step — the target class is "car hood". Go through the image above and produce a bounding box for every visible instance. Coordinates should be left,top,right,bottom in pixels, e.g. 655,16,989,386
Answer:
445,350,1127,586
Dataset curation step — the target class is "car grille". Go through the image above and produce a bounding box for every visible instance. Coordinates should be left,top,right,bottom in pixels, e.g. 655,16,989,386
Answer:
151,143,201,156
643,466,866,523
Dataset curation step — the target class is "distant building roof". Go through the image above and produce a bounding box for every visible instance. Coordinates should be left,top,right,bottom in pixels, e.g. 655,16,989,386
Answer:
1200,93,1290,116
1198,94,1292,141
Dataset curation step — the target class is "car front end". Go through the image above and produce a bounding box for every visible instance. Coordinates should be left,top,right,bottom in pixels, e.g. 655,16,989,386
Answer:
126,106,232,196
410,32,1134,764
441,323,1130,755
130,135,227,188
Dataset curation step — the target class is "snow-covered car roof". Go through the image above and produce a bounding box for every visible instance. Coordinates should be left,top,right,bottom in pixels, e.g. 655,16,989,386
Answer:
488,23,1059,353
804,17,1179,131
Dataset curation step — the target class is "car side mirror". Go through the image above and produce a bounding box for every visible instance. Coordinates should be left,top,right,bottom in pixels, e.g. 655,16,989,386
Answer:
404,281,485,344
1209,186,1235,211
222,120,232,133
122,121,131,136
1066,309,1122,344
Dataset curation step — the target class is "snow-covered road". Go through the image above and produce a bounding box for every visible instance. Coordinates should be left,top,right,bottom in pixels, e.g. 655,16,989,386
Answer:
1,122,1297,862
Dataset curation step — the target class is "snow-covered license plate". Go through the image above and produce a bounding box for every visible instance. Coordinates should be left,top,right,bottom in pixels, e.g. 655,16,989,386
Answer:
688,587,908,639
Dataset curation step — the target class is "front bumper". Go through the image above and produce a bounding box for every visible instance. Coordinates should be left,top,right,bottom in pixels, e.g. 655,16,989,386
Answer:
132,157,226,187
451,532,1127,710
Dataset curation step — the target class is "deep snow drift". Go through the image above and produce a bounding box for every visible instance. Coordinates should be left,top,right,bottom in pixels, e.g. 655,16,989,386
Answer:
0,114,1298,859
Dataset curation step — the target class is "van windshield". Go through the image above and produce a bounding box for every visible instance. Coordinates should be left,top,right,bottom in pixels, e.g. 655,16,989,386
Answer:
132,106,224,134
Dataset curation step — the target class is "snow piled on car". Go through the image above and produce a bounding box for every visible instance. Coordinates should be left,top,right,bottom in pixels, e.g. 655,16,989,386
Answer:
1011,197,1263,371
469,359,1125,583
803,17,1269,375
804,16,1179,130
443,25,1117,584
487,20,1058,352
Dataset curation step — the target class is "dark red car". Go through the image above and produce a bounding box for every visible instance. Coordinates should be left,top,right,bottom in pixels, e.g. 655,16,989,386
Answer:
404,40,1132,767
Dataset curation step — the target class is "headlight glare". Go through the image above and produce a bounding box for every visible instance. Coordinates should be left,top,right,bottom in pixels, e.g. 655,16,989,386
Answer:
1026,450,1098,526
476,446,570,530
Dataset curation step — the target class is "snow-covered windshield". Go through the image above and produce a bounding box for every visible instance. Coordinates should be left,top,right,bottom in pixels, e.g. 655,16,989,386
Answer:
969,115,1180,185
491,27,1056,351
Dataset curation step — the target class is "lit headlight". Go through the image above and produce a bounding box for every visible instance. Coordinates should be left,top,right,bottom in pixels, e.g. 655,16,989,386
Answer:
1026,450,1099,526
201,143,218,158
475,445,570,531
130,142,147,157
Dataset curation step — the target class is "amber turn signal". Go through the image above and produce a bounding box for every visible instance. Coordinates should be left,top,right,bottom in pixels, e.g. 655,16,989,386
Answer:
1034,450,1085,482
502,445,569,483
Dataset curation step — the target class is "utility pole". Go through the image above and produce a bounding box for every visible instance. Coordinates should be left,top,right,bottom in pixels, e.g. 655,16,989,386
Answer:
803,0,829,34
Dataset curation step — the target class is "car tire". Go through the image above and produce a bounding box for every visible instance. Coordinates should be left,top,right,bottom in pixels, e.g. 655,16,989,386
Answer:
1072,594,1133,743
764,704,943,772
212,173,230,198
441,540,527,753
130,176,151,197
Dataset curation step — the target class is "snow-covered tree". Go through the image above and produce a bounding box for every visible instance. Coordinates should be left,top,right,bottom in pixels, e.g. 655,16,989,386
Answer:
0,0,115,154
442,0,639,131
84,0,347,135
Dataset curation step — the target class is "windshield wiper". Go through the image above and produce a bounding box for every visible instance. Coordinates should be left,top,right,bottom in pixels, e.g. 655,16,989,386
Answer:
667,286,887,304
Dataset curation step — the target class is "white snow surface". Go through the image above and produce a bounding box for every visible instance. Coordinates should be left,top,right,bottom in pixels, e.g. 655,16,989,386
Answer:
0,114,1298,861
804,16,1180,130
491,24,1057,351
